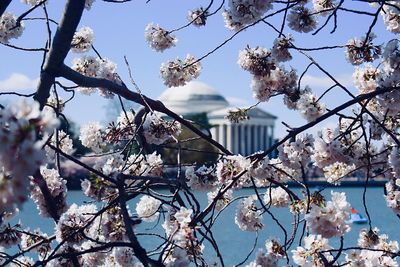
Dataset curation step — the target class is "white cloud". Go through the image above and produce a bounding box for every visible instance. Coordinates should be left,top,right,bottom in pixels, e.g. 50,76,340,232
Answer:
226,96,250,106
0,73,39,91
301,73,353,89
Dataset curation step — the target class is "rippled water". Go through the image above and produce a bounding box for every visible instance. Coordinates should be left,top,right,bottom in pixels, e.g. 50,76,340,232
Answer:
10,186,400,266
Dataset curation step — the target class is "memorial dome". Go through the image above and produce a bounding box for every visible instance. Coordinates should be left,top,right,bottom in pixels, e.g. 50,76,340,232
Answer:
158,81,229,115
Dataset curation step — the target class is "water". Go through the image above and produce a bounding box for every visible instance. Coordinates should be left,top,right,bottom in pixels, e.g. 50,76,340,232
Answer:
9,187,400,266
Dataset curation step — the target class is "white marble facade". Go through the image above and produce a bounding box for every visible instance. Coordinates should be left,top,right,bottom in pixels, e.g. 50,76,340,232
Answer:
159,81,276,155
208,107,275,155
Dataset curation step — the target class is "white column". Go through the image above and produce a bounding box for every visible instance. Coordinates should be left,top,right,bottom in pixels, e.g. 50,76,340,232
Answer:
270,125,274,140
260,126,266,150
233,124,239,154
246,125,252,155
265,126,270,148
240,125,245,155
254,125,260,152
242,125,246,155
226,124,232,152
269,125,274,147
218,124,224,146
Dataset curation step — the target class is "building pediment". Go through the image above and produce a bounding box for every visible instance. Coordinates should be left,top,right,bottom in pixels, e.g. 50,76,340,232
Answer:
208,107,276,121
246,107,277,119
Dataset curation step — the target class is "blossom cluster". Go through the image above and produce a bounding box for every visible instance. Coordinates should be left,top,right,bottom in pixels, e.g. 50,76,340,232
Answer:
264,186,290,208
207,188,233,211
292,234,333,266
347,227,399,266
103,110,138,144
55,203,98,244
216,155,251,188
278,134,314,170
235,195,263,231
238,42,326,122
0,200,139,266
30,166,68,218
250,156,294,185
20,229,51,258
271,35,293,62
159,54,201,87
305,191,351,238
21,0,48,5
162,207,203,265
222,0,274,31
71,26,94,53
145,23,177,52
380,1,400,33
186,164,218,191
0,12,24,44
72,55,121,97
238,46,298,103
247,239,286,267
345,33,381,66
0,224,22,248
312,0,336,16
135,195,161,222
81,151,163,199
287,6,317,33
323,161,355,185
0,100,58,215
353,63,381,94
187,8,208,27
385,181,400,214
291,228,400,266
142,113,182,145
296,91,326,122
45,130,74,160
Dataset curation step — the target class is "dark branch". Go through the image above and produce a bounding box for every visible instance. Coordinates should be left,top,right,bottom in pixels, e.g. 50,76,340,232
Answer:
34,0,86,109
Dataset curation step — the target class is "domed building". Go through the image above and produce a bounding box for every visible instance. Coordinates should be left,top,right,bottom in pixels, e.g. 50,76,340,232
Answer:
159,81,276,155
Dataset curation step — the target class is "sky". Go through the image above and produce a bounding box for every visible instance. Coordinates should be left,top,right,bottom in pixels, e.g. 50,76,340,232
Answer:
0,0,397,139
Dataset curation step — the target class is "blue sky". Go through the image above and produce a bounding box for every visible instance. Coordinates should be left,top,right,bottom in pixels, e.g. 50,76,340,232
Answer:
0,0,397,138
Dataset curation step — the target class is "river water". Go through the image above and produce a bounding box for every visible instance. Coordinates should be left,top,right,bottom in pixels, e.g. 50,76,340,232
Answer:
9,186,400,266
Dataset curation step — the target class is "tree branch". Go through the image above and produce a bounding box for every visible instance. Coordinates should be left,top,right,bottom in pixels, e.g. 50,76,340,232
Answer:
59,64,232,155
0,0,12,18
32,170,60,222
34,0,85,109
116,179,163,267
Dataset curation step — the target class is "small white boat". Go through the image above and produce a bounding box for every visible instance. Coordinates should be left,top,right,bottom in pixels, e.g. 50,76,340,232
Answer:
348,208,368,224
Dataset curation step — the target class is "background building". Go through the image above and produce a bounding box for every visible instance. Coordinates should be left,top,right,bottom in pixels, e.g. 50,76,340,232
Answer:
159,81,276,155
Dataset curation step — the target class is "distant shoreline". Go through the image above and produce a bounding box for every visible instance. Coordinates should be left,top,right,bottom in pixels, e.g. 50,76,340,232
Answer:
67,178,388,190
286,179,387,188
